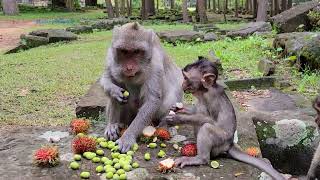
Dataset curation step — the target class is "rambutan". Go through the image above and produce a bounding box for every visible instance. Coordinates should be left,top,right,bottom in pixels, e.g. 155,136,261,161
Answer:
142,126,156,137
155,128,171,140
181,143,197,157
158,158,175,173
72,136,96,154
70,119,90,134
33,145,59,167
245,147,260,157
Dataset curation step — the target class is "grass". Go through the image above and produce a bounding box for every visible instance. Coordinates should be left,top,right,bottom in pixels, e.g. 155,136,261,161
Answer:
0,20,319,126
0,9,105,21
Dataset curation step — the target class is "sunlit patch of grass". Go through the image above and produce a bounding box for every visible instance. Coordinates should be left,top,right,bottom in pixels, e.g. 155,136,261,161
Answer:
215,22,247,30
291,69,320,95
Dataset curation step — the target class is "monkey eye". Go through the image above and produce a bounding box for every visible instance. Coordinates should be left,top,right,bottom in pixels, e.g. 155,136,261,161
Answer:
120,49,129,54
133,49,140,54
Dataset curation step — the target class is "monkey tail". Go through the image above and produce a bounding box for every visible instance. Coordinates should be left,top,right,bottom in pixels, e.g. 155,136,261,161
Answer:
228,145,286,180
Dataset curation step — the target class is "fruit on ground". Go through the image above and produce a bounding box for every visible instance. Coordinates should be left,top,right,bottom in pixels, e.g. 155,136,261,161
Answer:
33,145,59,167
72,136,96,154
132,162,139,168
113,174,120,180
74,154,81,161
80,171,90,179
210,160,220,169
116,169,125,175
101,157,108,163
106,172,113,179
92,157,100,163
181,143,197,157
157,150,166,158
114,163,121,169
70,162,80,170
144,153,151,161
142,126,156,137
96,165,104,173
70,119,90,134
96,137,106,143
100,142,108,148
96,149,104,156
119,174,127,180
83,152,96,160
126,151,134,156
148,143,157,148
123,164,132,171
160,143,166,148
155,128,171,140
158,158,175,173
132,143,139,151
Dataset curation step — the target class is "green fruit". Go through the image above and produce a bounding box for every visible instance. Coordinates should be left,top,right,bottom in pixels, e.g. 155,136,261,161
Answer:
114,163,121,169
70,162,80,170
132,162,139,168
84,152,96,160
74,154,81,161
119,174,127,180
108,143,115,149
126,151,134,156
104,165,112,170
106,172,113,179
157,150,166,158
112,152,120,159
100,141,108,148
113,158,119,163
123,164,132,172
96,149,104,156
104,159,113,166
92,157,100,163
80,171,90,179
117,169,126,175
96,165,104,173
77,133,85,137
119,160,127,168
118,154,126,159
101,157,109,163
123,91,129,97
112,145,120,152
144,153,151,161
83,152,90,157
148,143,157,148
113,174,120,180
132,143,139,151
96,137,106,143
211,160,220,169
160,143,166,148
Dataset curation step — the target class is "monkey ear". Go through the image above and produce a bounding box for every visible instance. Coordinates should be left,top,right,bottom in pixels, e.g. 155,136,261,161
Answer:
201,73,216,88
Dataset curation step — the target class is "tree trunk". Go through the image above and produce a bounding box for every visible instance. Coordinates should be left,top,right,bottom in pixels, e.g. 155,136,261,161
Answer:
235,0,238,17
256,0,267,21
105,0,114,18
157,0,159,10
287,0,292,9
248,0,252,14
170,0,175,9
120,0,126,16
217,0,220,12
213,0,216,12
225,0,228,11
274,0,279,15
208,0,211,9
270,0,274,16
2,0,19,15
141,0,147,19
223,0,227,21
197,0,207,23
114,0,120,17
182,0,189,22
65,0,75,11
281,0,287,12
252,0,257,18
126,0,132,16
144,0,155,16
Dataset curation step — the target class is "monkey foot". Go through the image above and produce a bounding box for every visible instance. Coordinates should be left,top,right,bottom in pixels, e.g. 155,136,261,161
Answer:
175,156,207,168
104,123,120,141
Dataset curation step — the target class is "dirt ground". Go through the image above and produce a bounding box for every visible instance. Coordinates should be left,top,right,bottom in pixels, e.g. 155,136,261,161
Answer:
0,20,37,51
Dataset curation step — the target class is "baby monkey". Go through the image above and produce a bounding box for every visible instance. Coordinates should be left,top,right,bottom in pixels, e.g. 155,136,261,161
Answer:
307,95,320,180
165,59,285,180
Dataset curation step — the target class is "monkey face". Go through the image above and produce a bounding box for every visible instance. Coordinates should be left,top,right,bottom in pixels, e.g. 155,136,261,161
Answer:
182,70,205,94
116,48,146,78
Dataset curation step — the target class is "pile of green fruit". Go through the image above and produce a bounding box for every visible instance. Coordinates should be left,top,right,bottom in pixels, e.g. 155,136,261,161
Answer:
69,136,140,179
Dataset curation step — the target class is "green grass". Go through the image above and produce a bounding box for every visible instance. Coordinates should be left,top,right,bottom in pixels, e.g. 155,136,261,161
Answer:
0,10,105,21
0,22,319,126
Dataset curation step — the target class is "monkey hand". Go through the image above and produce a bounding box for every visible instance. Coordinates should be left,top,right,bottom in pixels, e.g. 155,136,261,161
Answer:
104,123,120,141
108,86,128,104
116,133,136,153
165,114,182,125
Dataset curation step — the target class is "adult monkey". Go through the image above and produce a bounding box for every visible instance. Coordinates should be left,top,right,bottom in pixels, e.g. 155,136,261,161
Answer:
100,22,183,153
307,95,320,180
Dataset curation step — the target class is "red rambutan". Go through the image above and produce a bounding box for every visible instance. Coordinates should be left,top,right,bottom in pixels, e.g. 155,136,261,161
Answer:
70,119,90,134
33,145,59,167
72,136,96,154
155,128,171,140
181,143,197,157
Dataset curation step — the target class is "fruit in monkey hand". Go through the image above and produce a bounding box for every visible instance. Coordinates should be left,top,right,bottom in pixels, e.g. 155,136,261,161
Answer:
158,158,175,173
70,119,90,134
123,91,129,97
155,128,171,140
72,136,96,154
33,145,59,167
181,143,197,157
175,102,183,109
168,110,176,115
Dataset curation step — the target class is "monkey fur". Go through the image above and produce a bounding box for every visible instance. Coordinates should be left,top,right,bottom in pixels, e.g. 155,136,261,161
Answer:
100,22,183,153
165,59,285,180
307,95,320,180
